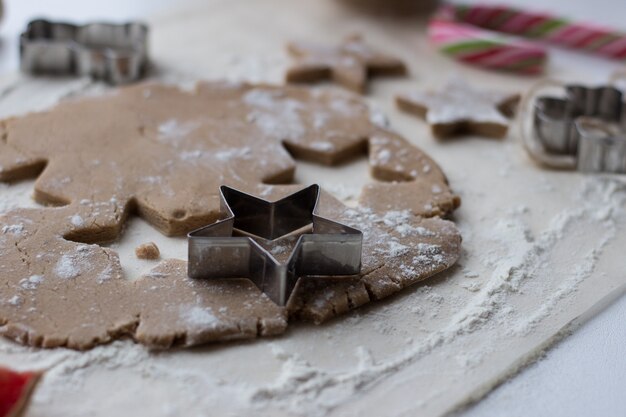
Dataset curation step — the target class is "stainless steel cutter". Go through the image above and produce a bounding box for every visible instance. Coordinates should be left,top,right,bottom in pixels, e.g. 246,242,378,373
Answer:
187,185,363,306
526,84,626,173
20,19,149,85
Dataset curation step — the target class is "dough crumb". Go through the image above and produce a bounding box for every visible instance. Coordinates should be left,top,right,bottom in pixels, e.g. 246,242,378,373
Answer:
135,242,160,260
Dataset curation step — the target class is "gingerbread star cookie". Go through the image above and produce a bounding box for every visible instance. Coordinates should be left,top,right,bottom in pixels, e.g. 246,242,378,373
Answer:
396,78,520,139
286,34,407,93
0,81,461,350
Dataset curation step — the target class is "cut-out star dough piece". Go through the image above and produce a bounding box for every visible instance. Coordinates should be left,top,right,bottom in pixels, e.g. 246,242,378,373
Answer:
396,78,520,139
0,81,461,350
286,34,407,93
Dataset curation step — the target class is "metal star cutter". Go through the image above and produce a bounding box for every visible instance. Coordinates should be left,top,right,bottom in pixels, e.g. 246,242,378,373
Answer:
187,185,363,306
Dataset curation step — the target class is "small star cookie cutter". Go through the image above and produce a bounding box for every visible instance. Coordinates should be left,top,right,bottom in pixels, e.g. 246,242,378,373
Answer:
187,185,363,306
20,19,149,85
520,80,626,174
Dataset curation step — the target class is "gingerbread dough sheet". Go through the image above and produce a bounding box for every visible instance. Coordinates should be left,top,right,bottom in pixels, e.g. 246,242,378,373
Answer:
0,80,460,349
1,1,625,417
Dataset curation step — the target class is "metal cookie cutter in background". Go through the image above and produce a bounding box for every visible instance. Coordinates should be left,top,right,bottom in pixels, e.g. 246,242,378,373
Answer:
520,82,626,174
20,19,149,85
187,185,363,306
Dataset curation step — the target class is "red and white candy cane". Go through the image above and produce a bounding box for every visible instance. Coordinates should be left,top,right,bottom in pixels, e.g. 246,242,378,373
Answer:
428,4,626,74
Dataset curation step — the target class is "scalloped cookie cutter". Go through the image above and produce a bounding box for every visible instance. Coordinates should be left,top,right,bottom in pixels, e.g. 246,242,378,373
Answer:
20,19,149,85
187,185,363,306
521,81,626,174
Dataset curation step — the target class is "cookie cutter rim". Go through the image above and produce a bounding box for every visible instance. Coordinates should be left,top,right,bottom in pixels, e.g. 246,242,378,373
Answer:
575,117,626,173
519,79,626,173
20,18,149,85
187,184,363,306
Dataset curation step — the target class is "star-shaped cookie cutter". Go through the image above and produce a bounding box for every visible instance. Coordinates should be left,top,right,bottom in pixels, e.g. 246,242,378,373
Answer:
20,19,149,85
523,83,626,173
187,185,363,306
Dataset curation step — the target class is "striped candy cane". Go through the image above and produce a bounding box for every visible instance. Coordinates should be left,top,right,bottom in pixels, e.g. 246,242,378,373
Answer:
429,4,626,74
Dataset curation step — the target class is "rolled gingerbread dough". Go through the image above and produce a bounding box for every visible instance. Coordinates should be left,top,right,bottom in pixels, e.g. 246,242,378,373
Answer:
0,82,461,349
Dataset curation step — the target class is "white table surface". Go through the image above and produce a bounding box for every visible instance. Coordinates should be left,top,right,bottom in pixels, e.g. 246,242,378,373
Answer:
1,1,625,416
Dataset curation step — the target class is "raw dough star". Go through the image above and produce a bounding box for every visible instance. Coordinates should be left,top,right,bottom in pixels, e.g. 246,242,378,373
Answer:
286,34,407,93
0,81,461,350
396,78,519,139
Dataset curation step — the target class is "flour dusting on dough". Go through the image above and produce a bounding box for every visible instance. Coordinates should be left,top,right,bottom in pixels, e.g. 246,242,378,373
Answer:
55,254,81,279
158,119,200,143
1,224,24,234
180,305,221,329
19,275,44,290
244,89,306,138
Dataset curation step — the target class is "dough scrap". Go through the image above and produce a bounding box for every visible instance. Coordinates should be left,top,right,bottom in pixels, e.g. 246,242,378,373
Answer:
286,34,407,93
0,81,461,350
396,78,519,139
135,242,160,260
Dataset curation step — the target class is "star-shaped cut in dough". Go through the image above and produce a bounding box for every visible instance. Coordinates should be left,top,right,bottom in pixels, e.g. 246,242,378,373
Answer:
396,78,519,139
286,34,407,93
